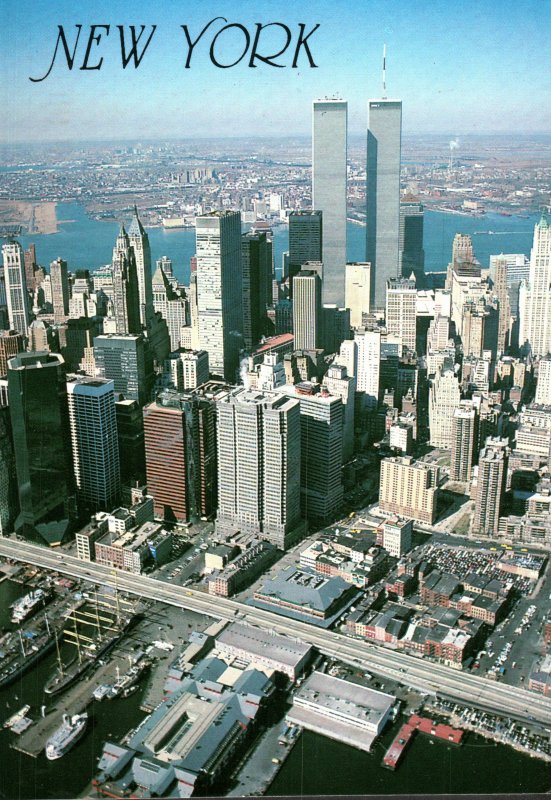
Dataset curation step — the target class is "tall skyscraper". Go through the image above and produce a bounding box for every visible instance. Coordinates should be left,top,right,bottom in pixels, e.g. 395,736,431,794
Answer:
399,201,425,282
2,240,31,336
111,225,141,335
450,403,478,482
115,399,146,488
354,327,381,409
66,375,120,512
0,406,18,536
127,206,154,328
491,255,511,355
195,211,243,381
366,98,402,309
94,333,153,406
535,356,551,405
23,244,37,293
473,437,508,537
312,99,348,306
7,352,76,543
524,213,551,358
216,387,303,549
429,361,461,449
0,330,25,377
293,268,322,351
323,364,356,462
345,262,371,328
143,388,217,523
385,277,417,353
50,258,70,323
288,211,323,291
241,230,272,348
151,259,189,350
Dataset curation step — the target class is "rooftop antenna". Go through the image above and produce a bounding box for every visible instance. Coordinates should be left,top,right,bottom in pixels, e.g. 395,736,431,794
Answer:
382,44,387,98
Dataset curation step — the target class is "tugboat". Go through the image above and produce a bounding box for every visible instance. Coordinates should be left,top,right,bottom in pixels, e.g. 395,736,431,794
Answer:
45,713,88,760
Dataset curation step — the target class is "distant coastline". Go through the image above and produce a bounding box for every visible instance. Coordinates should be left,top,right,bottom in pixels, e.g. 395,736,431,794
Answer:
0,199,58,235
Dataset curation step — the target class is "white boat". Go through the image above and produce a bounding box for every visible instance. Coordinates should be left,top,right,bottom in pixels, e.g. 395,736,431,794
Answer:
45,712,88,760
10,590,50,624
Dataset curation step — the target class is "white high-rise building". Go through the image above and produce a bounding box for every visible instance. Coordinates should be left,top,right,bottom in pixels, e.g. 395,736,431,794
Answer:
66,375,120,511
524,214,551,358
195,211,243,381
385,277,417,354
535,356,551,406
345,262,371,328
128,207,153,328
293,268,321,350
181,349,209,390
354,328,381,409
216,388,303,549
312,98,348,306
323,363,356,462
152,259,189,350
429,361,461,449
366,98,402,309
2,241,30,336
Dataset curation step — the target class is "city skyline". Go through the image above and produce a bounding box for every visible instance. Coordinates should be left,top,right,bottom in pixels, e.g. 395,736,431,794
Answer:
1,0,550,144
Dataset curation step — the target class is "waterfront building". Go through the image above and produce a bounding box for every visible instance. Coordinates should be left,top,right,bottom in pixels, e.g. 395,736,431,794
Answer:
0,330,25,377
524,213,551,358
313,98,348,306
366,98,402,309
49,257,70,323
2,240,31,336
345,262,371,328
450,403,478,482
7,352,76,543
385,277,417,353
127,206,154,328
66,375,120,513
288,210,323,291
143,388,217,523
93,333,153,406
293,268,322,351
399,201,425,283
215,622,312,680
473,437,508,537
216,387,303,549
195,211,243,381
379,456,439,525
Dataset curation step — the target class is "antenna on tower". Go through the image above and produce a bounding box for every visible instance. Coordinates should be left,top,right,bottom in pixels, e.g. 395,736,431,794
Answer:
382,44,387,98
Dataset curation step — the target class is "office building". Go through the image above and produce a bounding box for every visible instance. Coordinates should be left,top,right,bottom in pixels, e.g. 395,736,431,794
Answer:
288,211,323,290
450,403,478,482
2,240,31,336
7,352,76,543
241,230,272,347
67,375,120,512
345,262,371,328
323,363,355,462
177,349,210,390
293,268,322,351
23,244,36,293
385,277,417,353
0,406,18,535
312,99,348,306
524,213,551,358
491,255,511,355
60,316,103,373
50,258,70,323
429,362,461,449
110,225,141,335
143,389,217,523
280,382,343,524
0,330,25,377
535,356,551,406
473,438,508,537
216,388,303,549
379,455,439,524
127,206,154,328
195,211,243,381
366,98,402,309
94,333,153,406
354,327,381,409
382,517,413,557
151,259,189,351
115,399,146,488
399,201,425,282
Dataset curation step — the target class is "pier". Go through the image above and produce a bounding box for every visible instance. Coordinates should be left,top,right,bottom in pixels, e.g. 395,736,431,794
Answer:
383,714,463,769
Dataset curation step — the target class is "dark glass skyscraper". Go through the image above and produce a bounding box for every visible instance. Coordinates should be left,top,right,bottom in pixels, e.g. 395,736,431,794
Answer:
7,352,76,543
366,99,402,309
399,201,425,283
288,211,323,293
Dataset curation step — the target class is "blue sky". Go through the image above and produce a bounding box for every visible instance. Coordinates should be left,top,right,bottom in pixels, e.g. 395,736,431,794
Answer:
1,0,550,142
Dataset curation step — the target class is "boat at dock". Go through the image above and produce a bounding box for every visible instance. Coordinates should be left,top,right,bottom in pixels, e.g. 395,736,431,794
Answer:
3,704,30,730
0,621,56,690
10,589,52,624
45,713,88,760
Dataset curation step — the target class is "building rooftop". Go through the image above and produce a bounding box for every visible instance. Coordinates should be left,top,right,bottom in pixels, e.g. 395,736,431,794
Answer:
216,622,311,668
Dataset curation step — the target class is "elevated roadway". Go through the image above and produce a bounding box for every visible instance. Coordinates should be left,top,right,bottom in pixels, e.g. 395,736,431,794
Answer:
1,537,550,728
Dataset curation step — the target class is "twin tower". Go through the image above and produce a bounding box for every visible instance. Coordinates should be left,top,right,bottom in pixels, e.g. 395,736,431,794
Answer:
312,95,402,310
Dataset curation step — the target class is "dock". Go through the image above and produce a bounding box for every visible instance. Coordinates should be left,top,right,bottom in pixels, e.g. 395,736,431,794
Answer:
383,714,463,770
